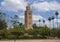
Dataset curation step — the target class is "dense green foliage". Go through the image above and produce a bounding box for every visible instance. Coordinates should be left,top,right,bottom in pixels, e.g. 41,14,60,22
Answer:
0,27,60,39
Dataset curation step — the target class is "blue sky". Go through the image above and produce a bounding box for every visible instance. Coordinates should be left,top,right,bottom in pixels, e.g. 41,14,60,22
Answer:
0,0,60,28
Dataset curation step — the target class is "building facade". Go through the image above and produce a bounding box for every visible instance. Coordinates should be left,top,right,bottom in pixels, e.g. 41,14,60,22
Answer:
25,5,33,30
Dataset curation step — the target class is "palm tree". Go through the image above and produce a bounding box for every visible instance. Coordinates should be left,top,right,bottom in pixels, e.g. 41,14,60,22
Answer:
48,17,52,37
43,20,46,34
55,11,59,38
43,20,45,27
51,16,55,29
55,11,59,28
38,19,41,27
33,23,37,29
48,17,52,28
19,23,23,28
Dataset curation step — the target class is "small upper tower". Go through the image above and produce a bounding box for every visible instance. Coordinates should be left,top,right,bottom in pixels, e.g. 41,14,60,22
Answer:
25,4,33,30
26,4,30,10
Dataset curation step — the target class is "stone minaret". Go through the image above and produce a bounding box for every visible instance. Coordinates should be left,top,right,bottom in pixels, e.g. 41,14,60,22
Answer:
25,4,33,30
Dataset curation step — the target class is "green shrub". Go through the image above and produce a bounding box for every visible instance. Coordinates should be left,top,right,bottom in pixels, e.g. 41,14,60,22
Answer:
18,35,33,39
6,35,16,39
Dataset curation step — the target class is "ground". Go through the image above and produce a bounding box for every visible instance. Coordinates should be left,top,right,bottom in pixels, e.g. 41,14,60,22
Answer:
0,39,60,42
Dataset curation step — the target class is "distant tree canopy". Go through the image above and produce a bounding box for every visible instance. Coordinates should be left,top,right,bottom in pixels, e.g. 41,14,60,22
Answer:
0,12,7,30
0,20,7,30
11,14,20,28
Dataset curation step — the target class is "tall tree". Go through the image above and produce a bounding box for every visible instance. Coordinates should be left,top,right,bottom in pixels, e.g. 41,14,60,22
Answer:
51,16,54,28
43,20,45,27
55,11,59,28
38,19,41,27
0,12,7,30
19,23,24,28
48,17,51,28
48,17,52,36
11,14,19,28
0,20,7,30
42,20,46,36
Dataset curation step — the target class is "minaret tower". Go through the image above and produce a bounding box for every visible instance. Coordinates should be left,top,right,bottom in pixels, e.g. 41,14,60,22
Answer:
25,4,33,30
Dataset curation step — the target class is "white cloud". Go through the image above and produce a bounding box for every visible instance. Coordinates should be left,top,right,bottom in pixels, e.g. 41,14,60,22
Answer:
32,15,43,21
19,15,24,19
1,0,60,12
31,1,60,12
1,0,27,12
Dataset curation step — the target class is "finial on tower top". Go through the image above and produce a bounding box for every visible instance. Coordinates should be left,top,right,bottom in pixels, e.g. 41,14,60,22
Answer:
26,4,30,10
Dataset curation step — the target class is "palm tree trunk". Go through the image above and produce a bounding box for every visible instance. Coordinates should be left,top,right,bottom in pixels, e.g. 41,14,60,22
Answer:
53,20,55,37
39,22,40,27
50,21,51,36
57,16,58,28
38,22,40,27
56,16,58,38
44,23,46,35
48,21,51,38
53,20,54,29
50,21,51,28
